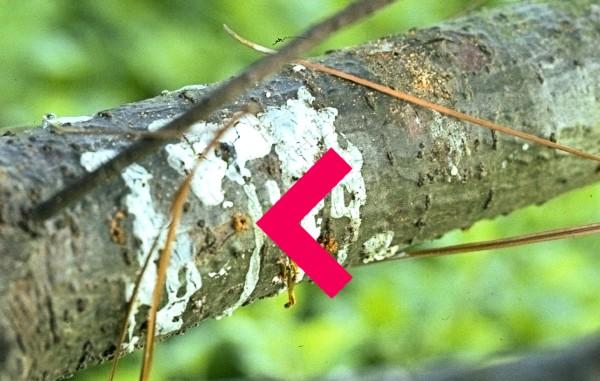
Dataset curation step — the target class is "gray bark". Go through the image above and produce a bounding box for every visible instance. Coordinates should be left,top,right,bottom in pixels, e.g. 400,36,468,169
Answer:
1,1,600,379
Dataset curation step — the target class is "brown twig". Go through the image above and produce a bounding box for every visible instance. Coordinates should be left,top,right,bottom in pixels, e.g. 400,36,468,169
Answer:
49,125,193,140
139,164,192,381
107,229,163,381
30,0,395,222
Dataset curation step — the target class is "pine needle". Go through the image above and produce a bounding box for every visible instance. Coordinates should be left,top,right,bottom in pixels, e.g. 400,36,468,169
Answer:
397,221,600,258
107,230,163,381
139,168,192,381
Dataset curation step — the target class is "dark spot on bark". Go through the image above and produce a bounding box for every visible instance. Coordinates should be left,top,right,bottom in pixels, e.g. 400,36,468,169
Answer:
215,142,235,164
0,331,10,368
241,299,253,307
76,341,93,370
46,296,60,344
416,150,423,159
477,43,491,56
97,110,112,118
76,298,87,313
196,219,205,228
179,90,197,103
204,229,217,249
28,136,37,143
417,173,425,187
54,218,66,230
414,218,426,229
102,344,117,359
183,201,191,213
424,195,431,211
1,130,15,137
536,71,544,84
491,130,498,150
483,189,494,210
15,333,25,352
63,309,71,323
59,164,75,178
67,214,80,237
478,163,488,179
121,250,132,266
364,92,376,111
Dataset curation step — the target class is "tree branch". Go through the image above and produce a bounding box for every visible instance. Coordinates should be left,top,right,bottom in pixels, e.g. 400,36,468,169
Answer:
1,1,599,379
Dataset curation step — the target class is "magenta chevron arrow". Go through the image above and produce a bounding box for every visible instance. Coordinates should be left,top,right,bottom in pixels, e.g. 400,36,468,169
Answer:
256,148,353,297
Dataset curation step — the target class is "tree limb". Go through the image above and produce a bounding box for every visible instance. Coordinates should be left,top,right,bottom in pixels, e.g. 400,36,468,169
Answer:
1,1,599,379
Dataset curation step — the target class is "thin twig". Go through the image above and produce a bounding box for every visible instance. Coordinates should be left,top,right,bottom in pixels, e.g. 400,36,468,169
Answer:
107,230,163,381
31,0,395,222
49,125,191,140
139,164,192,381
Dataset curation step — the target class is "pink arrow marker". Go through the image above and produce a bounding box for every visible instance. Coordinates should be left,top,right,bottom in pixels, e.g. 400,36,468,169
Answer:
257,148,353,297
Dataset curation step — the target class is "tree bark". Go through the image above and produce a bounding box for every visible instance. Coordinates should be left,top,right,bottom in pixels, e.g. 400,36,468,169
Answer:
1,1,600,379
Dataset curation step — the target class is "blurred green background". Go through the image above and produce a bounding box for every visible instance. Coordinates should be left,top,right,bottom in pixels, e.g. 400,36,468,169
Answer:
3,0,600,380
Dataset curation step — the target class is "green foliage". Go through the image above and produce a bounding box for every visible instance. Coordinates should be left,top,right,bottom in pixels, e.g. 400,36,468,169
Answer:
4,1,600,380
